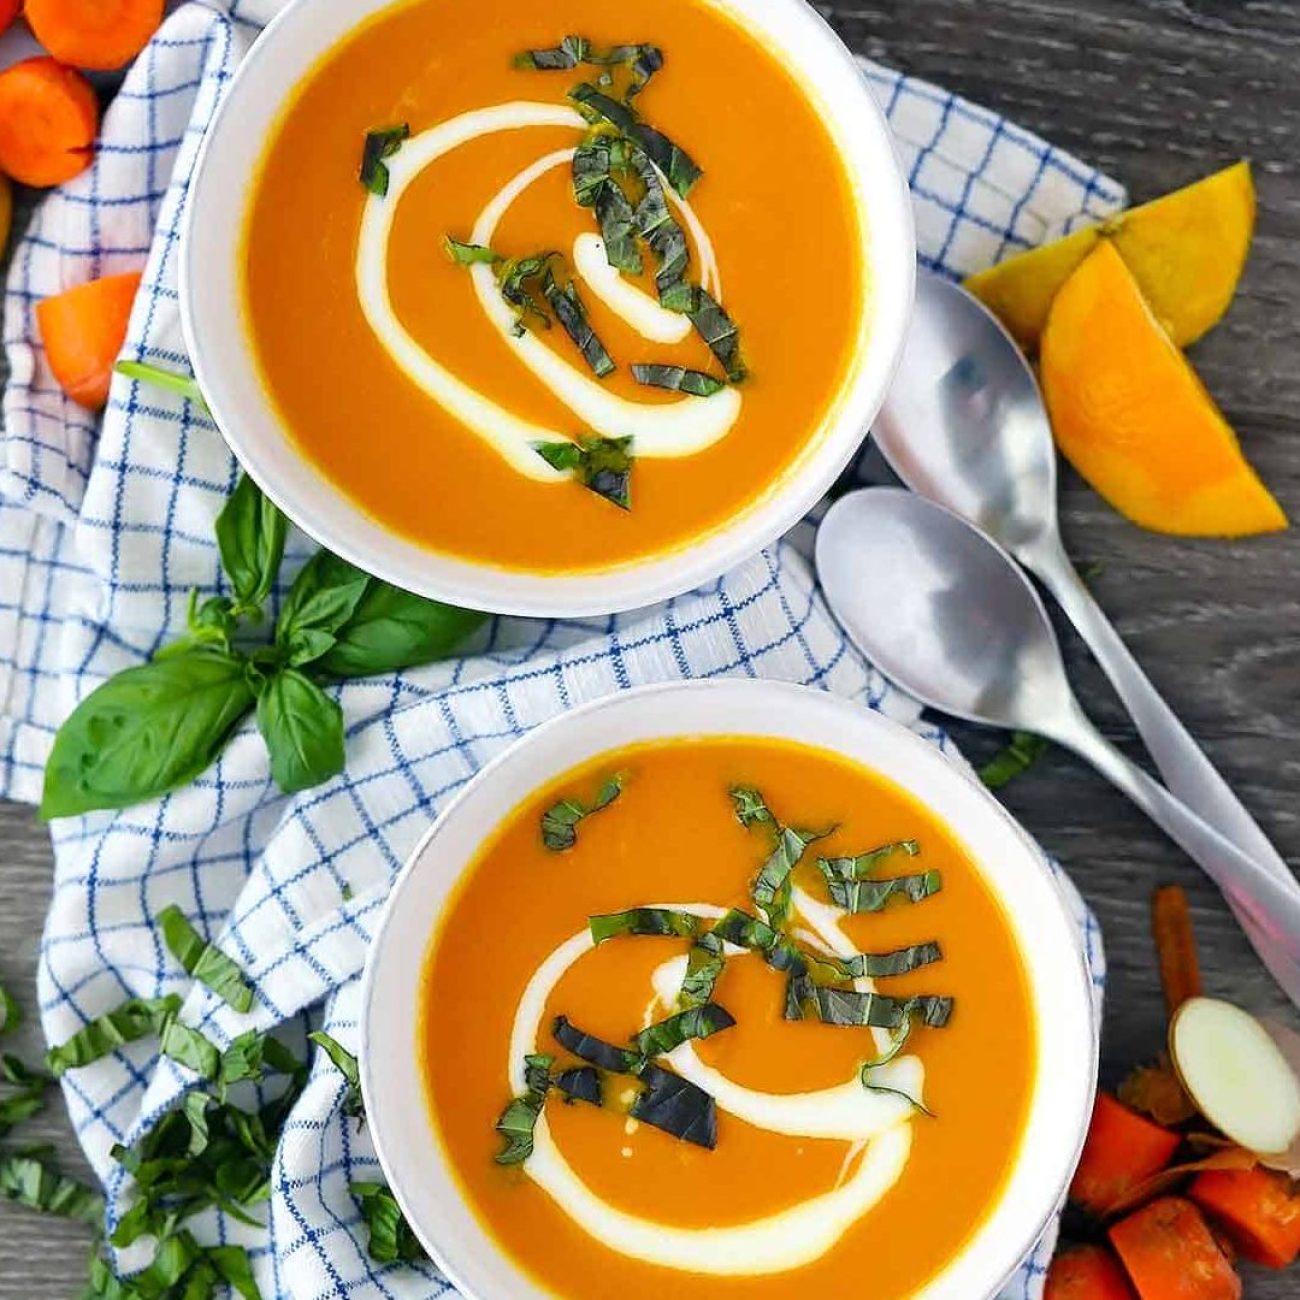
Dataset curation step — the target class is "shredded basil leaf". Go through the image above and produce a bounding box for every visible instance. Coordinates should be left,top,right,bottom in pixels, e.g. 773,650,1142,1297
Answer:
678,932,726,1009
494,1064,550,1165
796,988,954,1029
551,1015,641,1074
161,1020,221,1080
0,1153,104,1225
443,236,499,266
688,287,746,381
979,730,1049,790
351,1182,428,1263
631,364,724,396
730,787,773,828
752,824,833,928
589,908,700,944
540,772,625,850
630,1062,717,1148
514,33,590,69
359,124,409,197
815,941,944,979
821,869,944,913
534,435,634,510
156,905,255,1013
818,840,920,881
633,1003,734,1058
309,1030,364,1118
572,135,642,273
710,908,806,975
0,985,18,1037
45,995,182,1077
569,84,702,198
517,37,663,97
628,147,693,311
542,267,615,376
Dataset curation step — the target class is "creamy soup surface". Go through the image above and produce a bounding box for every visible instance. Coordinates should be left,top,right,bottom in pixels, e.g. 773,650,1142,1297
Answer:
422,737,1036,1299
244,0,865,572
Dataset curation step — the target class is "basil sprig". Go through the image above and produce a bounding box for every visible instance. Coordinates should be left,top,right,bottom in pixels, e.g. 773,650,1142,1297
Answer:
40,441,484,818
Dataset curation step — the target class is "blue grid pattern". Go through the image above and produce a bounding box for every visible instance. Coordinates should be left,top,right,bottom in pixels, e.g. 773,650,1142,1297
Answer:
0,5,1122,1296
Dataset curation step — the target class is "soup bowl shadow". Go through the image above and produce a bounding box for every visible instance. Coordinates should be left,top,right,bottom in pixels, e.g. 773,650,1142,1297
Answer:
180,0,915,617
361,679,1098,1300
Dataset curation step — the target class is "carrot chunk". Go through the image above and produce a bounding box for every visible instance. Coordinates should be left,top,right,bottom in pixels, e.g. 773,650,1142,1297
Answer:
36,272,143,409
0,57,99,188
1071,1093,1182,1214
25,0,164,72
0,0,21,36
1045,1245,1136,1299
1109,1197,1242,1300
1191,1167,1300,1269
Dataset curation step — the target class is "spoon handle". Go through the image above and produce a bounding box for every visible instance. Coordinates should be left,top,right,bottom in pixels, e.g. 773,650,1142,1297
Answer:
1053,700,1300,1008
1027,533,1293,883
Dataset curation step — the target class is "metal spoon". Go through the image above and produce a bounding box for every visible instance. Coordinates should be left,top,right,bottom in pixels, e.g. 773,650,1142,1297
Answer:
872,271,1294,894
816,488,1300,1007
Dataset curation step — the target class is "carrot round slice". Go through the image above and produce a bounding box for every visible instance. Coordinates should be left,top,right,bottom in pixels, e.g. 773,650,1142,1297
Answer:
1109,1197,1242,1300
0,57,99,188
1045,1245,1135,1299
25,0,164,72
36,271,143,410
1070,1092,1182,1215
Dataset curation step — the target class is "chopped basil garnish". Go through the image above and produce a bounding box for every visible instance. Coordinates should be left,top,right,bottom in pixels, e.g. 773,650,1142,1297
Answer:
350,1182,429,1263
554,1066,603,1105
534,436,634,511
752,824,833,928
794,988,955,1030
156,905,255,1013
309,1030,363,1118
689,287,746,382
359,124,410,197
711,908,806,975
498,251,560,334
0,1154,104,1225
632,364,724,396
495,1053,552,1165
632,1002,735,1059
514,34,591,70
540,772,625,850
979,730,1049,790
517,37,663,98
542,267,615,377
730,787,773,828
815,941,944,979
631,1063,717,1148
819,840,920,880
679,932,726,1009
590,907,700,944
444,236,499,266
820,868,945,913
629,147,693,311
551,1015,641,1074
45,995,183,1077
569,84,702,198
572,135,642,273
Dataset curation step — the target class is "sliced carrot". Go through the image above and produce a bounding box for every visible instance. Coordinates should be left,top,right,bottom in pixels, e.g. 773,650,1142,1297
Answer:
0,0,21,36
1109,1198,1241,1300
1045,1245,1136,1299
1191,1167,1300,1269
1071,1093,1183,1214
36,271,142,409
0,57,99,188
25,0,163,72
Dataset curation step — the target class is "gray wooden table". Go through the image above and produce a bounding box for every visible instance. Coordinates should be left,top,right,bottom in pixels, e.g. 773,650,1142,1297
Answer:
3,1,1299,1295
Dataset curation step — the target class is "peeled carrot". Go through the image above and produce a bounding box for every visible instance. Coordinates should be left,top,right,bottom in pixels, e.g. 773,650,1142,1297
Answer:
1045,1245,1136,1299
0,0,21,36
36,272,142,409
1071,1093,1183,1214
25,0,163,71
1191,1167,1300,1269
1109,1198,1242,1300
0,57,99,188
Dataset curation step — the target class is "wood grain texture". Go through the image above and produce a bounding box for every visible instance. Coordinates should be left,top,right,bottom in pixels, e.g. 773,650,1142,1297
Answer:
2,1,1299,1294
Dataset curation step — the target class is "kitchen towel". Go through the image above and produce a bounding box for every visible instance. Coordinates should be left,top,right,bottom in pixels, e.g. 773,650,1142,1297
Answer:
0,2,1122,1296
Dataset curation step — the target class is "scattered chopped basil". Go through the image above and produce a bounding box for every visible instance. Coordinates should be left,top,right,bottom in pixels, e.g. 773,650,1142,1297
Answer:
815,941,944,980
542,267,615,376
710,908,805,976
45,994,182,1077
821,868,944,913
589,907,700,944
631,1063,717,1149
554,1066,602,1106
494,1056,550,1165
517,37,663,97
498,251,560,334
678,932,726,1009
818,840,921,881
540,772,625,850
514,33,591,70
633,1003,735,1059
629,147,693,311
752,824,833,928
443,236,499,266
551,1015,640,1075
979,730,1049,790
569,84,702,198
730,787,773,829
156,904,255,1013
631,364,724,396
0,1153,104,1225
689,287,746,381
359,124,410,197
795,988,954,1030
350,1182,429,1263
161,1019,221,1080
309,1030,364,1118
208,1245,263,1300
572,136,642,273
533,435,634,510
0,1064,48,1137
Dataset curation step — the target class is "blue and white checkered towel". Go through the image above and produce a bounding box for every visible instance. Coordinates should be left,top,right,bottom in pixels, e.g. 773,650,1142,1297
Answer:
0,3,1121,1296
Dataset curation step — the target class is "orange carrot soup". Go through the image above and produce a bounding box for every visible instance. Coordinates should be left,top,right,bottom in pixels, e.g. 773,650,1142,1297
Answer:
422,737,1037,1298
243,0,865,572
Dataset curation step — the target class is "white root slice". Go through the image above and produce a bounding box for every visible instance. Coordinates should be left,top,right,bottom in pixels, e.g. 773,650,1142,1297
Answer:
1170,996,1300,1155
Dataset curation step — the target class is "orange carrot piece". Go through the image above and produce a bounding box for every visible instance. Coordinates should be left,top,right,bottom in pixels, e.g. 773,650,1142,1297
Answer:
1152,885,1202,1018
0,0,21,36
1071,1093,1183,1214
25,0,163,72
1045,1245,1136,1299
0,57,99,188
1109,1198,1241,1299
1191,1167,1300,1269
36,272,142,409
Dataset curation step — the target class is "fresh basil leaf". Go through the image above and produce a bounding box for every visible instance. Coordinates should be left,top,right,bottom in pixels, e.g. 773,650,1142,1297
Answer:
46,995,182,1076
156,590,238,658
207,1245,262,1300
255,669,345,796
161,1020,220,1080
312,581,485,679
41,649,256,819
540,772,625,850
630,1063,716,1149
569,84,701,197
133,1228,202,1296
688,287,746,381
183,1091,211,1158
979,730,1050,790
628,148,693,311
589,907,700,944
796,988,954,1030
0,1153,104,1224
350,1182,427,1263
631,364,724,396
214,474,288,617
572,136,642,274
359,124,409,197
821,869,944,913
533,436,633,510
550,1016,640,1074
156,905,255,1013
309,1031,363,1118
632,1002,734,1058
0,983,19,1034
443,236,499,266
0,1084,47,1136
542,267,615,376
818,840,920,881
276,551,371,653
114,360,208,408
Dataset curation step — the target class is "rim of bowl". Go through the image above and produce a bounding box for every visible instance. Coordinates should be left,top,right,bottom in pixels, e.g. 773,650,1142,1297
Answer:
179,0,916,617
360,680,1098,1300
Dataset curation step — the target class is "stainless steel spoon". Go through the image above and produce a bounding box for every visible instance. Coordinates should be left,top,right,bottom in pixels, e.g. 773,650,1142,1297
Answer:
816,488,1300,1007
872,271,1294,895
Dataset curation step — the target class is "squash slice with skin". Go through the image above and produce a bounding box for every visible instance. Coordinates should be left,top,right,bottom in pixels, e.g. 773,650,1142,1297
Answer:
967,161,1255,350
1041,240,1285,538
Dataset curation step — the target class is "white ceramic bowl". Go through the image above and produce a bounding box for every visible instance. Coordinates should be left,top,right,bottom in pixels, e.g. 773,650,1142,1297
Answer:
180,0,915,617
361,680,1098,1300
